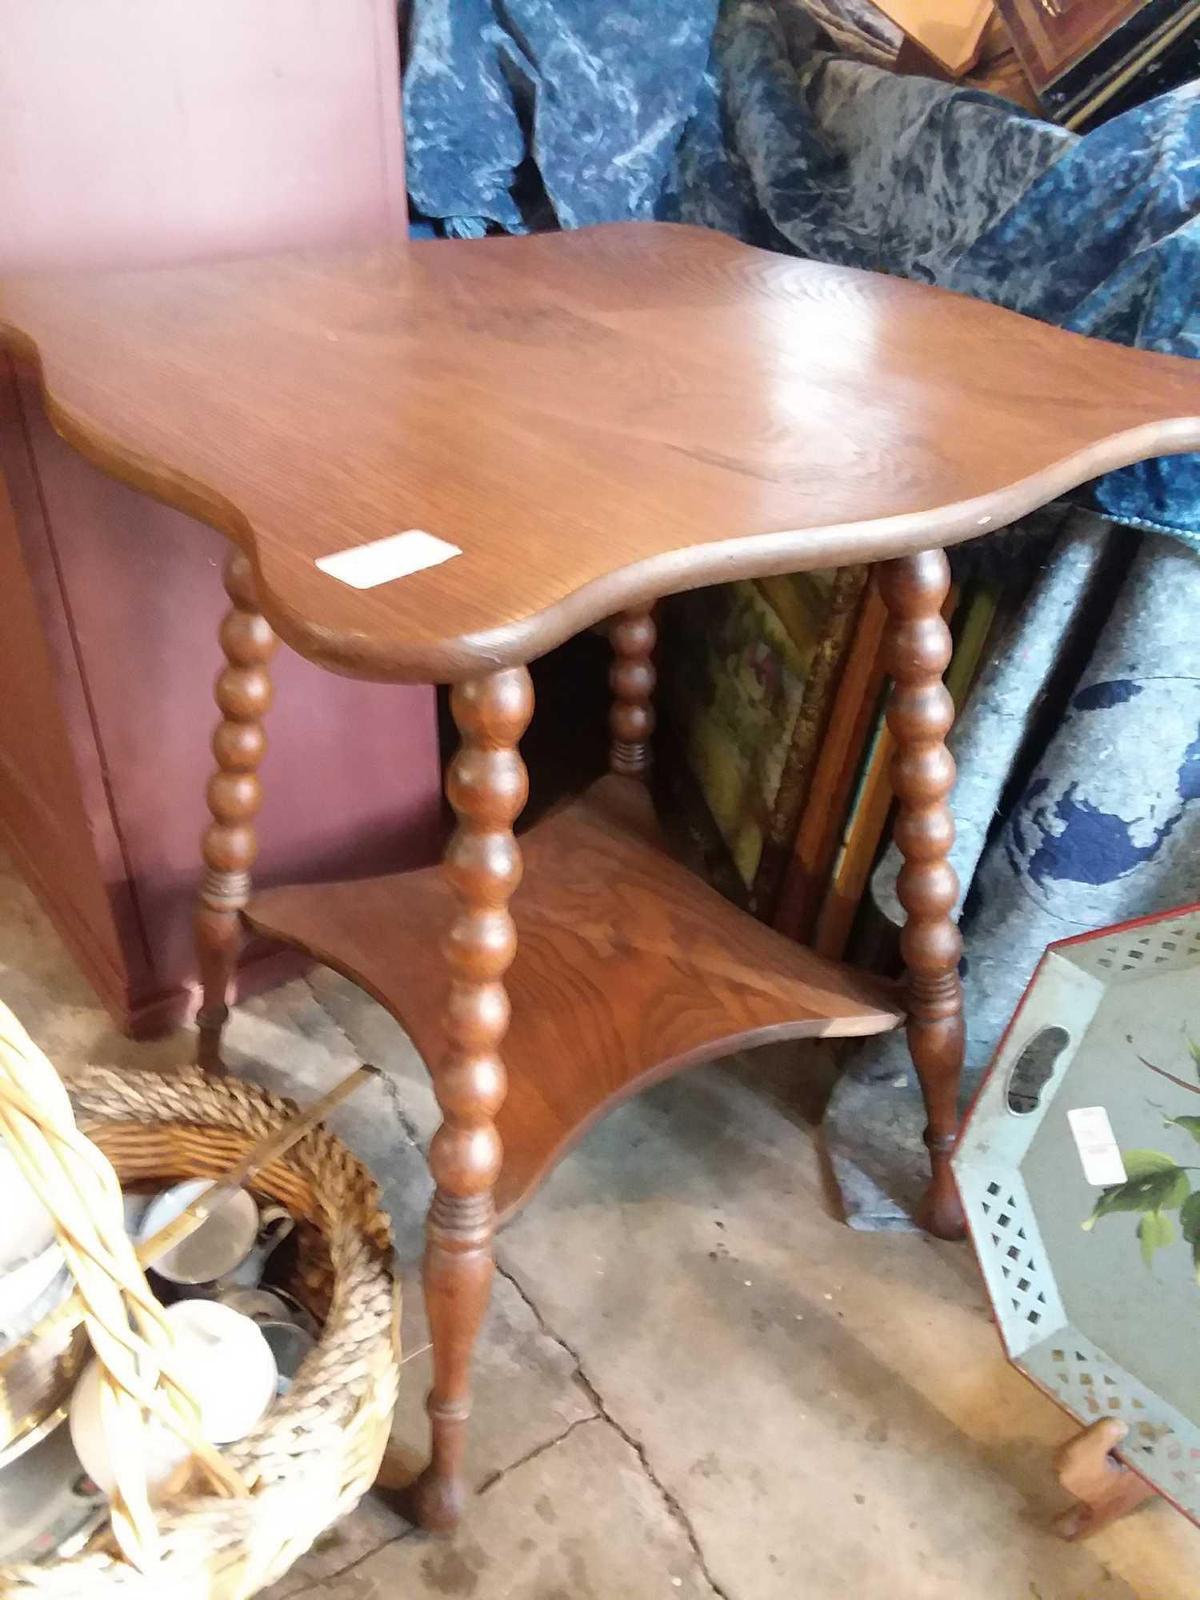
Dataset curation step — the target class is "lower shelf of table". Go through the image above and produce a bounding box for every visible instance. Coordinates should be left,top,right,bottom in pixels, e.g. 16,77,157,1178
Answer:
245,775,904,1219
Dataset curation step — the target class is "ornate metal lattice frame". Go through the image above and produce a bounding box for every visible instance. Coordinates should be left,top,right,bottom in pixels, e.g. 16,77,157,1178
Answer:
954,903,1200,1524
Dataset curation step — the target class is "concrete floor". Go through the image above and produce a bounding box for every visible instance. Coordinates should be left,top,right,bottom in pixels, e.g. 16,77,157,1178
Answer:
4,852,1200,1599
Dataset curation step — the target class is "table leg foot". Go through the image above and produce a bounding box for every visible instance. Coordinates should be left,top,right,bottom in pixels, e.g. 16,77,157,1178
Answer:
916,1130,966,1241
1053,1419,1156,1539
195,1003,230,1072
411,1460,468,1535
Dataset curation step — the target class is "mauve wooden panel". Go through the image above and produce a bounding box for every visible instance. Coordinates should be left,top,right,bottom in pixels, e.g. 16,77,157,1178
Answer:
15,378,444,1000
0,0,440,1032
0,0,409,271
0,391,129,1005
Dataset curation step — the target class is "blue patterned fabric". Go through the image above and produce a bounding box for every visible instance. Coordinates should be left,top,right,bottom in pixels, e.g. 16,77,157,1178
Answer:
405,0,721,235
404,0,1200,541
946,86,1200,542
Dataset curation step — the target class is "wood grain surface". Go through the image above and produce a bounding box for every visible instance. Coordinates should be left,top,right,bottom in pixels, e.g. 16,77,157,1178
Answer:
194,549,278,1070
878,550,965,1239
2,222,1198,682
245,775,903,1217
414,665,534,1529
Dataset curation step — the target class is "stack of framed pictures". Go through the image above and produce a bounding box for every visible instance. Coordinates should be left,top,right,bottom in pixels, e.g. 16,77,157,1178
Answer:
993,0,1200,127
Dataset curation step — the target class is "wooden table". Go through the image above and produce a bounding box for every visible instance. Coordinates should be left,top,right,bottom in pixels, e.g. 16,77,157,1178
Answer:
3,221,1198,1530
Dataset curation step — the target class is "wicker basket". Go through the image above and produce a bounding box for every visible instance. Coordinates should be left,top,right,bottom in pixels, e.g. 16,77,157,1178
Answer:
0,1066,400,1600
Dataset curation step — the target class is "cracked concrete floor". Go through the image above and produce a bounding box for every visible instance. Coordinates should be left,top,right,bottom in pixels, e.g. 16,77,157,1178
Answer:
4,853,1200,1599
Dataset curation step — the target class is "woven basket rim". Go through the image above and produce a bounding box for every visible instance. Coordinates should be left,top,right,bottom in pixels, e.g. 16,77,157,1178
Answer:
0,1065,400,1597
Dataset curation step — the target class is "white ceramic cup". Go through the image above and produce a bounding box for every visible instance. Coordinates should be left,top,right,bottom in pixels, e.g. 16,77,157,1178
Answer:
0,1241,66,1335
0,1137,56,1275
69,1300,277,1494
137,1179,294,1296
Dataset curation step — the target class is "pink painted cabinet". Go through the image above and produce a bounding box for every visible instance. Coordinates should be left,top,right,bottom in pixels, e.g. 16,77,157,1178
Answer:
0,0,442,1032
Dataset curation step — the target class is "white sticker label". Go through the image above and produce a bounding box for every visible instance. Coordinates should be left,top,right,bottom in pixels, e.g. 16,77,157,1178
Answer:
1067,1106,1127,1188
315,530,462,590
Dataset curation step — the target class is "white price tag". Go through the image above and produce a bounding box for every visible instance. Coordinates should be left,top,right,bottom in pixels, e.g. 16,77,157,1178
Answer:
316,529,462,590
1067,1106,1127,1188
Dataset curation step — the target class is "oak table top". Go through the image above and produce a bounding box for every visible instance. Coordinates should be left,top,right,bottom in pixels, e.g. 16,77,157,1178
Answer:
2,220,1199,684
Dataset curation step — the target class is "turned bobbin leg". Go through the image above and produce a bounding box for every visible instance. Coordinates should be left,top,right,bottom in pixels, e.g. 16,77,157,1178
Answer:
412,665,533,1532
878,550,966,1241
609,606,656,777
194,550,277,1071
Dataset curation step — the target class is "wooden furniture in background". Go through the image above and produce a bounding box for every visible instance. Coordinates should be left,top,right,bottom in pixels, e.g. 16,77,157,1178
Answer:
875,0,994,76
0,0,440,1034
992,0,1200,124
995,0,1147,88
774,579,891,943
3,220,1199,1528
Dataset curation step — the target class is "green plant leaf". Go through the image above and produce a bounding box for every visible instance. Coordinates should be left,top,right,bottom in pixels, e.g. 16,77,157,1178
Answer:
1123,1150,1181,1177
1181,1191,1200,1282
1168,1116,1200,1143
1138,1210,1175,1267
1190,1037,1200,1081
1083,1152,1190,1230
